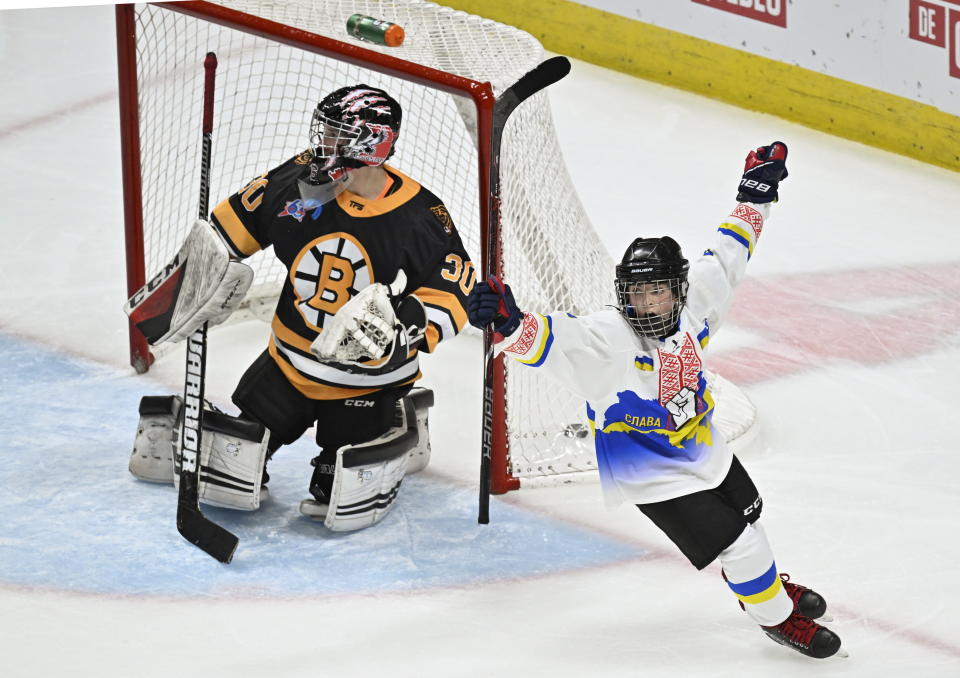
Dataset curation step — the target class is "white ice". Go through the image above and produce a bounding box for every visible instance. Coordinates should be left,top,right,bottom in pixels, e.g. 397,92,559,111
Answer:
2,5,959,677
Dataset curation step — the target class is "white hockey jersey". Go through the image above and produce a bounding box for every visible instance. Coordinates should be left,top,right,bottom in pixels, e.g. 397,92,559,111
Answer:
498,202,771,507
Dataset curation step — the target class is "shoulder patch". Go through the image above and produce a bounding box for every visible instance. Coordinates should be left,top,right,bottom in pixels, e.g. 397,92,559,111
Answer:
295,149,313,165
429,204,456,235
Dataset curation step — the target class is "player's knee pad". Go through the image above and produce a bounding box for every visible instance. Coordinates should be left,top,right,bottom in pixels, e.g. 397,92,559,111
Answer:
405,387,434,474
129,395,181,483
173,410,270,511
300,397,419,532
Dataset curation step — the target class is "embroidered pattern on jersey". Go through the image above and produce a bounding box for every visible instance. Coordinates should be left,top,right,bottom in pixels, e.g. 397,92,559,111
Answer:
658,334,704,429
504,313,540,354
731,203,764,239
278,198,324,222
504,313,553,366
290,232,373,330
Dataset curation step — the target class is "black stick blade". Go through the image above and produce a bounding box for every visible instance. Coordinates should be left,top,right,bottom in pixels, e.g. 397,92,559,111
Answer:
495,56,572,117
177,506,238,564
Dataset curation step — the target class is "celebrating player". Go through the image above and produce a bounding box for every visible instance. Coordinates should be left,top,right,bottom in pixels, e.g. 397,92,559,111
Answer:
467,142,843,659
128,85,475,531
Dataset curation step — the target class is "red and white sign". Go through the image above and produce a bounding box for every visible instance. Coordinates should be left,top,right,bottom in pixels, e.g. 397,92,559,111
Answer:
691,0,787,28
910,0,947,45
951,9,960,77
909,0,960,79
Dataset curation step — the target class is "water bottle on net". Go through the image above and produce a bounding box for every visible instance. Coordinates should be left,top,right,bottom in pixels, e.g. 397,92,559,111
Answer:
346,14,405,47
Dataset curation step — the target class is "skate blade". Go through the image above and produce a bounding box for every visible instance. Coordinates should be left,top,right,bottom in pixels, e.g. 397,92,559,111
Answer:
819,613,835,623
834,647,849,659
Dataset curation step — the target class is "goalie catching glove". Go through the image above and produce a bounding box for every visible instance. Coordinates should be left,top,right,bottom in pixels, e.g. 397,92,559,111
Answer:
310,269,427,369
123,219,253,345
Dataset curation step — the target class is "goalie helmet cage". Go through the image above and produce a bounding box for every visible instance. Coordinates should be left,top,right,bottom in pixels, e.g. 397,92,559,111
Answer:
116,0,755,495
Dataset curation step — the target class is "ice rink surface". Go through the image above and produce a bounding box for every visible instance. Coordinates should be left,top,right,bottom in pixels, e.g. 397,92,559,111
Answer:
2,4,960,677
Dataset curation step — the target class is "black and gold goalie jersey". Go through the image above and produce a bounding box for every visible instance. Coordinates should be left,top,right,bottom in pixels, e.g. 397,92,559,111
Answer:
209,152,476,399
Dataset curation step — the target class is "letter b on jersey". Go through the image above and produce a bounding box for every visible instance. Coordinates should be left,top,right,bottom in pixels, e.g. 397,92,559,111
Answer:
311,255,355,315
292,233,372,330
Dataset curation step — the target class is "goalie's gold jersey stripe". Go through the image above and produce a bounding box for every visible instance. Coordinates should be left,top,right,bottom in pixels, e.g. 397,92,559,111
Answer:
415,287,468,331
272,315,313,353
267,337,421,399
424,324,440,352
212,199,261,256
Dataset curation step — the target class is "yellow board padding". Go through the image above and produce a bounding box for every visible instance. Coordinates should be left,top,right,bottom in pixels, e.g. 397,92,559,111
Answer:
442,0,960,173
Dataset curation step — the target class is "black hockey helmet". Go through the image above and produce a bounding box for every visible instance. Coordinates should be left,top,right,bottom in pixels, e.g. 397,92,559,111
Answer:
615,236,689,339
309,84,402,170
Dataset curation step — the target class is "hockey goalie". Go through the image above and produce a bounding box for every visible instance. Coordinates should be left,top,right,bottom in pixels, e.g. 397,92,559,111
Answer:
125,84,470,531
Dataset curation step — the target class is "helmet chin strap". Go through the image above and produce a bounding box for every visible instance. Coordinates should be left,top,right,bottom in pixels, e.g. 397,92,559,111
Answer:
297,169,355,205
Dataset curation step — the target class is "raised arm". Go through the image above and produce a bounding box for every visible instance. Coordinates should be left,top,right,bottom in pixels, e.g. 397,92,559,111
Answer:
686,141,789,330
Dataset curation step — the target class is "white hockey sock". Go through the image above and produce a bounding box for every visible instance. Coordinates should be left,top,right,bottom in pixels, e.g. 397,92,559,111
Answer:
719,522,793,627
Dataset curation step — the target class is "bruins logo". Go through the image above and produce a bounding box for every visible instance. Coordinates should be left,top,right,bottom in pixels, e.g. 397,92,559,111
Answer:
290,233,373,330
430,204,455,235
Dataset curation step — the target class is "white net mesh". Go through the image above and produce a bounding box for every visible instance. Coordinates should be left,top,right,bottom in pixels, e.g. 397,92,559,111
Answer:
129,0,615,484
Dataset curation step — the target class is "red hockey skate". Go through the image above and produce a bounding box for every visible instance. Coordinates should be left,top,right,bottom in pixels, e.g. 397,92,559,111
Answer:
779,573,827,620
762,610,842,659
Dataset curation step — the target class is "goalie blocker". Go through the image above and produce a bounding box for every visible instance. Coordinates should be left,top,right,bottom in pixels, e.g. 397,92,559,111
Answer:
129,395,270,511
300,388,433,532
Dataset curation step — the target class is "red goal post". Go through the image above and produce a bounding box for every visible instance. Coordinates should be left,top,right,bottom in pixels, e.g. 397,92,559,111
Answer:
115,0,757,496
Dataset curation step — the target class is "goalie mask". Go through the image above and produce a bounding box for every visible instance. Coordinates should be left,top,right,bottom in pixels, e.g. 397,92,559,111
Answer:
298,84,402,205
615,236,689,339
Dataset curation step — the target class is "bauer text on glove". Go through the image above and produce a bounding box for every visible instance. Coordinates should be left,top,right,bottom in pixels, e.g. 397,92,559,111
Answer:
737,141,788,204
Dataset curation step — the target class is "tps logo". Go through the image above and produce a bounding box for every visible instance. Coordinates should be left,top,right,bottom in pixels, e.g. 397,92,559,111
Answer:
690,0,786,28
909,0,960,78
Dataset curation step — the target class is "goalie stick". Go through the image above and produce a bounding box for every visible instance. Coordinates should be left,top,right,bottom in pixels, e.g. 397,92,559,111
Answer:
175,52,239,563
478,56,572,524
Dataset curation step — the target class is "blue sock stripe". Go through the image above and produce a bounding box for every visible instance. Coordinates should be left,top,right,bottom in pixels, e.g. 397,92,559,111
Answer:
726,562,778,597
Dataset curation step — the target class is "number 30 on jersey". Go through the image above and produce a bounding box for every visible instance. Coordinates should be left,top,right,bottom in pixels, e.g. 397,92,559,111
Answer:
441,253,477,295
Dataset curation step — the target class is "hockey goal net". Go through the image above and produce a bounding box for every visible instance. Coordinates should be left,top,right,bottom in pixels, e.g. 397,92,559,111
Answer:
117,0,758,494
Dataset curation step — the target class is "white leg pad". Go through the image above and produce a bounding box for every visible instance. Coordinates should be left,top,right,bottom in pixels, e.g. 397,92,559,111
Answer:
129,395,181,483
300,398,418,531
174,410,270,511
405,387,434,474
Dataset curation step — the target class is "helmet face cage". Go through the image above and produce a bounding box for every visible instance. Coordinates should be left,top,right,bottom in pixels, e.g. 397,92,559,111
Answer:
615,276,688,339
